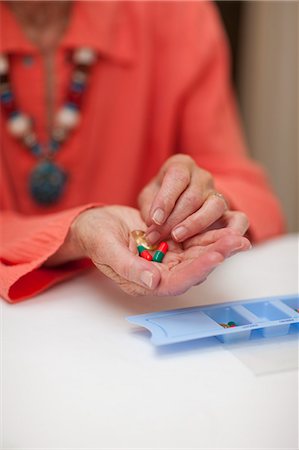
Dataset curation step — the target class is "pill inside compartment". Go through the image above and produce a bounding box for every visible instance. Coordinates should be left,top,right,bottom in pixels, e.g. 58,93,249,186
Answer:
279,296,299,313
278,296,299,330
243,301,292,337
202,306,252,343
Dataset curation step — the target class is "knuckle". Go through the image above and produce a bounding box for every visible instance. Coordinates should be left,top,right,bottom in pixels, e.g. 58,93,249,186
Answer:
124,258,135,281
183,189,200,208
239,212,250,229
190,216,203,231
200,168,213,186
167,163,190,185
168,153,194,166
184,214,203,233
214,194,227,212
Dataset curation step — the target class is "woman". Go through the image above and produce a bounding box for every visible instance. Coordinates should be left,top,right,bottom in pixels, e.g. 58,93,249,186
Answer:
0,1,284,302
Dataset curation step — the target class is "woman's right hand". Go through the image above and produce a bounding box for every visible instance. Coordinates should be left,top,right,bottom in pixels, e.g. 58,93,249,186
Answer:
46,205,251,296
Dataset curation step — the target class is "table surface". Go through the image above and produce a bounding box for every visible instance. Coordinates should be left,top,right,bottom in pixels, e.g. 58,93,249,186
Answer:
1,234,298,450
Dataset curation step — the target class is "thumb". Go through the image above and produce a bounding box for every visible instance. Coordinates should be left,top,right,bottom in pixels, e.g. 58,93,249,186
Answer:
97,237,161,290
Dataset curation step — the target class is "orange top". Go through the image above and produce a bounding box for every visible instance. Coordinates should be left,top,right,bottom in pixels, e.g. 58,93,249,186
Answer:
0,1,285,302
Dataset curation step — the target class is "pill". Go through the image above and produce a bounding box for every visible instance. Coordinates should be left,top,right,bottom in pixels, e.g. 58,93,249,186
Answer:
137,244,152,261
220,323,230,328
294,308,299,313
131,230,158,251
153,242,168,263
227,321,236,327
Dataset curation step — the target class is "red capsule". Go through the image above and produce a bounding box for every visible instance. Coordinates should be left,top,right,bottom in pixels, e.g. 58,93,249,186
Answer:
140,250,153,261
157,242,168,253
137,245,153,261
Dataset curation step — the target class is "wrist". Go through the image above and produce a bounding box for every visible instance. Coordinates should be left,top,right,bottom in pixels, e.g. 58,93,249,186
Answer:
44,210,93,267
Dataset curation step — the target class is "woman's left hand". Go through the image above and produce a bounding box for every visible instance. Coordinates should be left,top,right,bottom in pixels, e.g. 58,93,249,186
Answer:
138,154,249,244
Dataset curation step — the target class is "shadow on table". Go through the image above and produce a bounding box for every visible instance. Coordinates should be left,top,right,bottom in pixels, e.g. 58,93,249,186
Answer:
131,326,299,376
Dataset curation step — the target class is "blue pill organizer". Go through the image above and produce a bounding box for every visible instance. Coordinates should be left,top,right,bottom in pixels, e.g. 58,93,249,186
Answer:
127,294,299,346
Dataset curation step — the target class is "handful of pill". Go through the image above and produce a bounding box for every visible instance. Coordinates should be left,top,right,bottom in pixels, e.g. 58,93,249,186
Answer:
131,230,168,263
220,321,237,328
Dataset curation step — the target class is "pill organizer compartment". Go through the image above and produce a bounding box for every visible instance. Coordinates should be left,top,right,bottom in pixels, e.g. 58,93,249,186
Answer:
243,301,291,337
143,309,222,345
202,306,252,343
279,297,299,330
280,296,299,312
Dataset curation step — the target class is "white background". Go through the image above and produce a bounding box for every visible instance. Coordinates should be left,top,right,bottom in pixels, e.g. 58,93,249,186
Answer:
1,235,298,449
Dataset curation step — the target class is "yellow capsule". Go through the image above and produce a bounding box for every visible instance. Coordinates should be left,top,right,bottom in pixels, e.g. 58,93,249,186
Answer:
131,230,158,251
131,230,145,240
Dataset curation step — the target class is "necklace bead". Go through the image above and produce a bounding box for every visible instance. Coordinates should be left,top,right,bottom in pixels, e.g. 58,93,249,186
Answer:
1,49,96,205
8,112,31,137
73,48,96,65
29,160,67,205
56,105,80,129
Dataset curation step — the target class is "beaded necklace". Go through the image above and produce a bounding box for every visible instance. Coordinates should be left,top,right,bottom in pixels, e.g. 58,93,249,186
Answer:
0,48,97,205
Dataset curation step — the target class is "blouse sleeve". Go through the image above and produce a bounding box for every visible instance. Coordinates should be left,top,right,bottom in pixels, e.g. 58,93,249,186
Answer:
179,2,285,242
0,204,99,303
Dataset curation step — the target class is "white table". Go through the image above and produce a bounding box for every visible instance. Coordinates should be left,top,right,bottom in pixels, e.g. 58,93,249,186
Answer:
1,234,298,449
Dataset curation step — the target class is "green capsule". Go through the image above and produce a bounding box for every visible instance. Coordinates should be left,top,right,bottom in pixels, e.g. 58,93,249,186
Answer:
227,321,237,327
153,250,165,263
137,245,147,255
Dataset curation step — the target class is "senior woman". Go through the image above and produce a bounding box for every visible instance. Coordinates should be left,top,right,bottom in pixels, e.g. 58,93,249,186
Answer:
0,1,284,302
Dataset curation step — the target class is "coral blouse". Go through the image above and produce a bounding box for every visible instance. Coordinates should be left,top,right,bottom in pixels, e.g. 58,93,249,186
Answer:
0,1,285,302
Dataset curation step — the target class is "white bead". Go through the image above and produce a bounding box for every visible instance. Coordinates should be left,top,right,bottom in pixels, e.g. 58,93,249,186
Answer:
7,114,31,138
56,107,80,130
73,48,96,65
0,54,9,74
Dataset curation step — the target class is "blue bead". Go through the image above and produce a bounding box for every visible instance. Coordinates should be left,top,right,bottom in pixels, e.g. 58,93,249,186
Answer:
31,144,42,156
65,102,79,111
0,91,13,103
71,82,85,92
50,139,60,152
9,110,20,119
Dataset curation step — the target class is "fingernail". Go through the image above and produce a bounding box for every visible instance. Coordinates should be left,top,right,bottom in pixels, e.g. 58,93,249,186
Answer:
152,208,165,225
172,226,187,241
229,243,249,257
140,271,154,289
146,230,161,244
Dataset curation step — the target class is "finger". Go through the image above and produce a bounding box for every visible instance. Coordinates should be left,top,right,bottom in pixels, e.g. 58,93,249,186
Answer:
183,227,238,249
171,192,227,242
145,188,202,244
185,230,251,256
223,211,250,236
145,169,208,244
207,234,251,258
138,181,159,226
149,162,191,226
156,251,224,296
94,236,161,290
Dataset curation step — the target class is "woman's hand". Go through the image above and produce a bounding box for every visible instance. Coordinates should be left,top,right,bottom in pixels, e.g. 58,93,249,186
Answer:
46,205,250,296
138,154,249,244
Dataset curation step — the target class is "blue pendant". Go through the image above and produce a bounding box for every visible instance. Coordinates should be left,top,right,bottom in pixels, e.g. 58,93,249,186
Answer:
29,160,67,205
